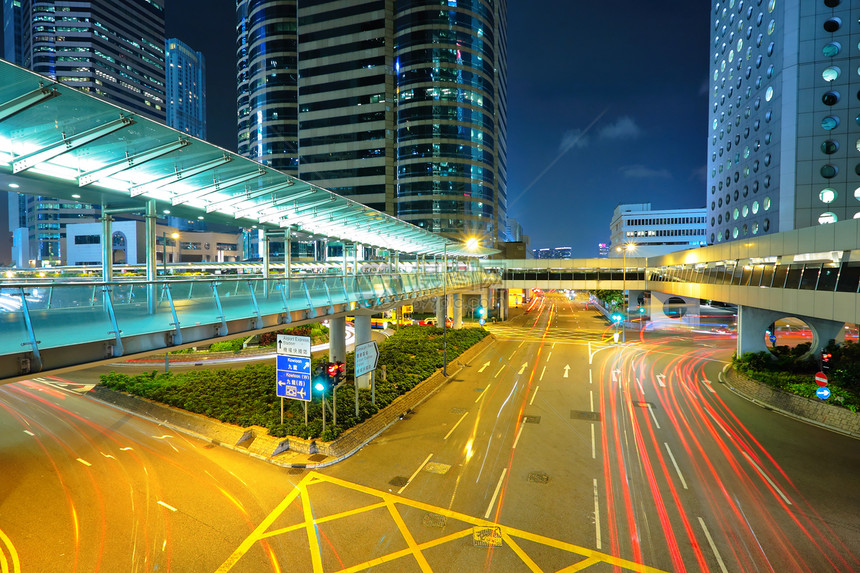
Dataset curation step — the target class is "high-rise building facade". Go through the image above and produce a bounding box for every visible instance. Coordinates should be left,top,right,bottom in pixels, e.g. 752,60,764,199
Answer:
707,0,860,245
165,38,207,139
610,203,707,258
235,0,507,244
2,0,24,65
3,0,167,265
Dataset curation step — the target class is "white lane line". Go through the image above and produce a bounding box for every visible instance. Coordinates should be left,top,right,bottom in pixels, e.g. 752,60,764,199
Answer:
636,377,645,395
741,451,792,505
23,430,34,436
76,458,91,467
588,342,593,365
593,479,602,549
509,350,516,359
484,468,508,519
656,374,666,387
647,404,661,429
494,366,505,378
591,424,596,459
539,366,546,381
664,443,687,489
518,341,525,349
552,342,556,349
157,500,178,512
398,453,434,495
589,369,592,385
546,351,552,361
512,423,525,449
474,389,486,403
529,386,539,405
590,390,594,412
444,412,468,440
698,517,729,573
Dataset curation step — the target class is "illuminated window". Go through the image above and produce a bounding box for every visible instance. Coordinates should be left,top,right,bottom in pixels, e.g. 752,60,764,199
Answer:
818,212,837,224
820,188,837,203
822,66,840,82
822,42,840,57
821,116,840,130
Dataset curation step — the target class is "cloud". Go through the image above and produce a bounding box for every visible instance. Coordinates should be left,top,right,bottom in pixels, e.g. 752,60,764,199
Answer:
598,116,642,140
558,129,590,152
690,164,708,182
619,164,673,179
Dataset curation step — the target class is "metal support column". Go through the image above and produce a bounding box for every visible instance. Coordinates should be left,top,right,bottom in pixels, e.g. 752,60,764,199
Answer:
329,316,346,363
101,211,113,281
145,200,157,314
285,228,292,279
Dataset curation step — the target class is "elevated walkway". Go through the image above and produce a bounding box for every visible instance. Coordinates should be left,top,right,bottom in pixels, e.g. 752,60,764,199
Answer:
0,271,497,383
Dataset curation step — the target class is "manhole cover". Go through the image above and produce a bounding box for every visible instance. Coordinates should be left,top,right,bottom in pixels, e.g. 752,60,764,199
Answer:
570,410,601,421
423,513,447,528
522,415,541,424
389,476,409,487
450,407,467,415
307,454,327,462
424,462,451,475
528,472,549,484
473,526,503,547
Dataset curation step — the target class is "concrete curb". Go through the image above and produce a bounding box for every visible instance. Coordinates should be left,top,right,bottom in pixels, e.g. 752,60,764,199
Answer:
720,365,860,441
89,333,497,468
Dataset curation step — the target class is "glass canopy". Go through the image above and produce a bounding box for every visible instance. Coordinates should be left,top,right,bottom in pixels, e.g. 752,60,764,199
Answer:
0,59,494,258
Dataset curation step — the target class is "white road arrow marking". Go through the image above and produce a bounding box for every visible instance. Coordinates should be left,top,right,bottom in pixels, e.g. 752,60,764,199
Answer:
611,369,620,383
477,361,490,373
518,362,528,375
563,365,570,378
656,374,666,387
702,377,716,393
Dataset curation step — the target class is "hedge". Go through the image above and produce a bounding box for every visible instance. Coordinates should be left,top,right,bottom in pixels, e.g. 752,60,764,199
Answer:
101,325,487,440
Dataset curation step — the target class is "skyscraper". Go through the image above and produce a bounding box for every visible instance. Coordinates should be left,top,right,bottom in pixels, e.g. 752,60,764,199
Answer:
3,0,167,265
165,38,207,139
235,0,507,244
707,0,860,245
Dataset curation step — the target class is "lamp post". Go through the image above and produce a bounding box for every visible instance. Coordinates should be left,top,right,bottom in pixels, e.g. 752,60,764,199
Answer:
616,242,636,342
162,231,179,275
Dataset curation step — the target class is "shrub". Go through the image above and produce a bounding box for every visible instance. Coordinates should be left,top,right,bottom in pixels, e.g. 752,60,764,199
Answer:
101,326,488,439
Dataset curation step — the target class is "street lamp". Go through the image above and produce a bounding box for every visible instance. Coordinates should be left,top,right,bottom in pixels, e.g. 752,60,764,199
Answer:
162,231,179,275
615,242,636,342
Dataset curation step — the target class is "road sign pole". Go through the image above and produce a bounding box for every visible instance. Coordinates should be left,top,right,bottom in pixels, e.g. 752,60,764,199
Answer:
371,370,376,406
355,377,359,417
321,396,326,436
303,401,307,426
333,386,337,428
280,397,284,424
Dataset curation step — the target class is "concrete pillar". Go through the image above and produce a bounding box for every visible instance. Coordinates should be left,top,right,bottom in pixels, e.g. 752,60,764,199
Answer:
500,288,509,321
452,293,463,329
649,291,699,329
329,316,346,363
262,233,270,280
354,314,372,389
480,290,489,319
145,200,157,313
101,213,113,280
737,305,845,358
284,229,292,278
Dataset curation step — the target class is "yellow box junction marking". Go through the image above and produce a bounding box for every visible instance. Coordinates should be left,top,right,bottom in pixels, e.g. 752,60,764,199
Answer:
216,471,670,573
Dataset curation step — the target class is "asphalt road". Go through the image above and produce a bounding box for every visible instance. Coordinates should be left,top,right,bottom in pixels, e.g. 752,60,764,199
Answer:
1,292,858,572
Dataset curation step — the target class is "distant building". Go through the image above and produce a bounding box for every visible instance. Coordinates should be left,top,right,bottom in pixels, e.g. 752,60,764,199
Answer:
3,0,166,267
598,242,610,258
532,247,572,259
609,203,706,258
65,221,243,266
165,38,207,139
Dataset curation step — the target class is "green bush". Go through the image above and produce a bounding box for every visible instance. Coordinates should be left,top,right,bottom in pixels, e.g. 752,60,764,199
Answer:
208,338,247,352
100,325,488,439
733,345,860,412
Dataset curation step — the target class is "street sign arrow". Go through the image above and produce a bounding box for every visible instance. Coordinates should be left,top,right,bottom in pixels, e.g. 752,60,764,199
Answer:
518,362,528,375
563,365,570,378
355,341,379,377
477,361,490,373
656,374,666,387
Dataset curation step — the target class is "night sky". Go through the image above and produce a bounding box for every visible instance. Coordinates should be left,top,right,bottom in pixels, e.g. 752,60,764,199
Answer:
166,2,711,257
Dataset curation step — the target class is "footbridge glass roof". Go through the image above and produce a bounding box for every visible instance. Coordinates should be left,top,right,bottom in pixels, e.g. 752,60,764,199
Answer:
0,59,493,258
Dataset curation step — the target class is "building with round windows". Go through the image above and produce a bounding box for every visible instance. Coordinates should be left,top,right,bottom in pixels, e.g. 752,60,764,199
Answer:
707,0,860,245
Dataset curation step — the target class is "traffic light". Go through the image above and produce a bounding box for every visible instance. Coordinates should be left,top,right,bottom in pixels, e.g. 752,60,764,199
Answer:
476,305,486,318
822,352,832,370
333,361,346,384
638,306,646,314
313,364,329,393
326,362,339,384
610,312,624,323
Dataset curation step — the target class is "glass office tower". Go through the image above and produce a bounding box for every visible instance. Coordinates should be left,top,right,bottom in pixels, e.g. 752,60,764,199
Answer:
236,0,508,244
166,38,207,140
707,0,860,244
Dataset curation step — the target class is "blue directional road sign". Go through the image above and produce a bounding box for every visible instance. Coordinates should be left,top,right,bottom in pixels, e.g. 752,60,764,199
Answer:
276,354,312,402
816,386,831,400
769,334,777,345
